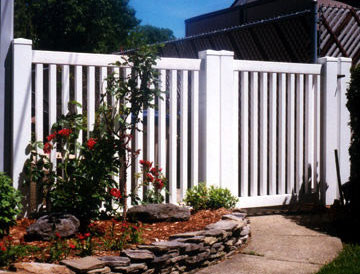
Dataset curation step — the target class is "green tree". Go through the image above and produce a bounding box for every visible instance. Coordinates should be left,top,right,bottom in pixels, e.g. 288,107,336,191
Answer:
137,25,176,44
15,0,139,53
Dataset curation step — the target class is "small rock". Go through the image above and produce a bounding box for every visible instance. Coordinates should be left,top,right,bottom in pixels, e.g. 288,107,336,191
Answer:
98,256,130,267
87,266,111,274
12,262,75,274
203,237,218,245
121,249,154,262
113,263,148,273
61,257,105,273
240,225,251,236
176,236,205,243
203,229,228,239
26,213,80,241
169,231,205,240
127,204,190,223
185,250,210,264
205,220,238,231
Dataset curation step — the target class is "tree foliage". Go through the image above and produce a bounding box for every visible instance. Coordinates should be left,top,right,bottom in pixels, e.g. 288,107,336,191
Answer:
137,25,176,44
15,0,139,53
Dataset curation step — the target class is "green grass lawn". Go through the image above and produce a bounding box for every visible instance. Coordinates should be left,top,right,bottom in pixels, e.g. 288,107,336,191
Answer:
316,244,360,274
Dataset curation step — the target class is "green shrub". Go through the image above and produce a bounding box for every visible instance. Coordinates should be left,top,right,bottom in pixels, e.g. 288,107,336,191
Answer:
183,183,209,211
184,183,238,210
0,173,22,236
208,186,239,209
346,65,360,212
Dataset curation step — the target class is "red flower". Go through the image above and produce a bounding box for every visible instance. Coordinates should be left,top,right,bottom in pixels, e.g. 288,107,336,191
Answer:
150,167,159,176
87,138,97,150
57,128,72,137
55,232,61,238
43,142,52,154
84,233,91,238
146,173,154,182
77,234,85,240
1,246,6,252
110,188,122,198
154,178,164,190
69,243,76,249
46,133,57,142
139,160,152,168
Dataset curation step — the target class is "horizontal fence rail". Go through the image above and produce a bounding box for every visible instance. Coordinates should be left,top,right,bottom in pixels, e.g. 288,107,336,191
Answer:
10,39,352,213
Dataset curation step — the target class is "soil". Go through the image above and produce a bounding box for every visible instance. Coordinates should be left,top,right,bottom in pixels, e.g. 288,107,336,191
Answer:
6,208,231,262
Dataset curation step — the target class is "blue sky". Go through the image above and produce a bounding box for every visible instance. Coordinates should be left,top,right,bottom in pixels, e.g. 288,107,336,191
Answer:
129,0,233,38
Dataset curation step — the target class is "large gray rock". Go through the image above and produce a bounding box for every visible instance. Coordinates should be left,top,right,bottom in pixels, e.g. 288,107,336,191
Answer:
127,203,190,223
26,213,80,241
12,262,75,274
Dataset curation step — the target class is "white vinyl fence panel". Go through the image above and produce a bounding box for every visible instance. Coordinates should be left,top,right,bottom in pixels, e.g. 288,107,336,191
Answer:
9,39,352,210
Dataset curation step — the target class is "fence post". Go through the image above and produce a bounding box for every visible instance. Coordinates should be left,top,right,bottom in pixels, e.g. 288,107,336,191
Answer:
337,57,352,188
198,50,238,192
198,50,221,187
0,0,14,173
219,51,238,194
12,38,32,190
318,56,339,205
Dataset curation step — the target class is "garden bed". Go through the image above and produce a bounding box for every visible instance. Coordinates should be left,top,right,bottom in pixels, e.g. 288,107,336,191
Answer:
4,208,231,264
2,208,250,274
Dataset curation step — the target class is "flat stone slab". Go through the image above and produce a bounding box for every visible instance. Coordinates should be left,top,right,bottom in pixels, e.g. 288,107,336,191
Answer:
98,256,130,267
12,262,75,274
205,220,239,231
87,266,111,274
121,249,154,262
61,257,105,273
169,230,205,240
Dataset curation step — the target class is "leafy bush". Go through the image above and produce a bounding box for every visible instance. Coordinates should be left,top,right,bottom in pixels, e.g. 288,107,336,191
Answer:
208,186,239,209
183,183,209,211
346,65,360,213
184,183,238,210
0,173,22,236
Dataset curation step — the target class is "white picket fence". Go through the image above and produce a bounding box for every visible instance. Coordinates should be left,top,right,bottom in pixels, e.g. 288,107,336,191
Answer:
10,38,352,209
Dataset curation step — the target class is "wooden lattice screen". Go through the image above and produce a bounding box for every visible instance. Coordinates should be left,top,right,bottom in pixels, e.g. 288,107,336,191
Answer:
319,5,360,65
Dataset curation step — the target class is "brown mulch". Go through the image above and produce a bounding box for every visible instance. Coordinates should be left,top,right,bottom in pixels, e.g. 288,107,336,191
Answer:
6,208,231,261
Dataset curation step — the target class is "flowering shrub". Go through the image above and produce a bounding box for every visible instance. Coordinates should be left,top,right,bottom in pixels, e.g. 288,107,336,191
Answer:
0,236,39,267
24,43,162,223
102,219,142,250
41,232,71,263
134,160,167,204
75,232,93,257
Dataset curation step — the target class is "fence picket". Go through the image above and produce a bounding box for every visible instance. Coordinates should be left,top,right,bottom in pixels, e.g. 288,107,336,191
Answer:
169,70,177,203
48,64,57,168
296,74,304,194
240,71,249,197
159,70,167,198
180,71,188,200
287,74,295,194
259,72,268,196
61,65,70,115
250,72,258,196
191,71,199,188
74,66,83,147
278,73,286,194
269,73,277,195
304,74,314,193
135,76,143,200
87,66,95,135
35,64,43,143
